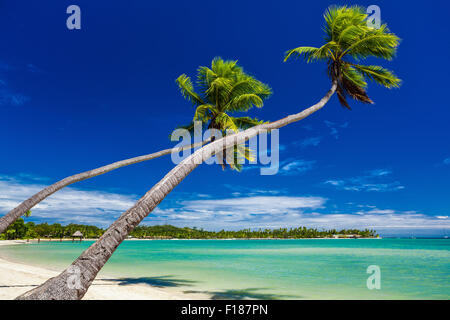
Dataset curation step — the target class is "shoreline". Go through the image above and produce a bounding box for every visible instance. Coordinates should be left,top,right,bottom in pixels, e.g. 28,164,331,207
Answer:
0,237,380,244
0,242,211,300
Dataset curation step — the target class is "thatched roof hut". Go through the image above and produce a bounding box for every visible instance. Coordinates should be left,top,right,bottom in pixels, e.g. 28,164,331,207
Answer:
72,231,83,238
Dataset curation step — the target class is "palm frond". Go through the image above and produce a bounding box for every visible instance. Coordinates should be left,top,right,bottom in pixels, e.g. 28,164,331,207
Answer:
231,116,265,129
227,93,264,112
205,76,234,107
342,76,373,104
324,5,366,42
177,57,270,153
211,57,241,77
337,25,366,47
340,26,400,60
287,5,401,109
342,65,367,88
226,144,255,172
193,104,216,122
215,112,239,133
228,78,272,101
197,66,217,95
336,83,351,109
176,74,204,106
284,46,320,62
351,64,401,88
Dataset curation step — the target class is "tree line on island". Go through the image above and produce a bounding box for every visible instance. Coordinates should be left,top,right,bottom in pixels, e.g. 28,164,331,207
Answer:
1,218,377,240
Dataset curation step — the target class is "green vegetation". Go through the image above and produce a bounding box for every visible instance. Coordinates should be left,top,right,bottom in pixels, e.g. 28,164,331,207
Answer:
284,5,400,109
0,219,377,240
0,218,103,240
176,57,272,170
131,225,377,239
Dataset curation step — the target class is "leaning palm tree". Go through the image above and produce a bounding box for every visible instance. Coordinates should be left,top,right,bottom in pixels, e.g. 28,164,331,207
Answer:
17,6,400,300
284,5,400,108
0,139,209,235
176,57,272,170
0,59,270,235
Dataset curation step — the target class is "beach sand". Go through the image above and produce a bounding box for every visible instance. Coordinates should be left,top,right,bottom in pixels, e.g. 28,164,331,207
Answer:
0,241,210,300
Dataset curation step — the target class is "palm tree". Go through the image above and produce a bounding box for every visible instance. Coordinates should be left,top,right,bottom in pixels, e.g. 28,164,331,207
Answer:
0,59,270,235
17,6,400,300
17,84,338,300
0,121,210,236
284,5,400,108
176,57,272,170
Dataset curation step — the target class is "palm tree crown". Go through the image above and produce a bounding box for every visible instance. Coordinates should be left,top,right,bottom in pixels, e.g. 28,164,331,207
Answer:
175,57,272,169
284,5,401,109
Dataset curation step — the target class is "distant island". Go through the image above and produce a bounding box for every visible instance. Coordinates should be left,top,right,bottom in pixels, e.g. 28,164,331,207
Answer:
0,218,378,240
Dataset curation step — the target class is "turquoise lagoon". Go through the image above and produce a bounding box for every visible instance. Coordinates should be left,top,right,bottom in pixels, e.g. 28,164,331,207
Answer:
0,239,448,299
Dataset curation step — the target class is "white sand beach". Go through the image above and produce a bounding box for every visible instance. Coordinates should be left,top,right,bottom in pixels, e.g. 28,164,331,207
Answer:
0,241,210,300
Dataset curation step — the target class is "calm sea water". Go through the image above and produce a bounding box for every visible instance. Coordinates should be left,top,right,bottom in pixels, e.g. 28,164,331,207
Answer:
1,239,449,299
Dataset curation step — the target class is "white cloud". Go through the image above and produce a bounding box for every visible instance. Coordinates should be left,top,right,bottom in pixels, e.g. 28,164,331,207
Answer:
145,195,328,228
144,197,450,234
182,196,325,213
0,176,137,226
242,158,315,176
366,209,396,214
279,159,315,175
324,168,404,192
1,174,448,236
368,169,392,176
223,185,284,197
293,211,450,230
324,180,342,186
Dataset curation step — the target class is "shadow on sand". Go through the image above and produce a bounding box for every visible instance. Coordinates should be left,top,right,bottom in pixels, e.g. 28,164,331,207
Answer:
99,275,197,288
1,282,299,300
183,287,298,300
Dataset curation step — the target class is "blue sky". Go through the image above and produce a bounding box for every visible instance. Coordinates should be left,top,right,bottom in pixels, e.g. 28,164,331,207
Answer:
1,0,449,236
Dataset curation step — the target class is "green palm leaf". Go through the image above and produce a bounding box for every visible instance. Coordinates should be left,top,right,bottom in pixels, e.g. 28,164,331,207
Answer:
231,116,265,129
350,64,401,88
284,47,321,62
175,57,272,171
285,5,401,107
176,74,204,106
340,30,400,60
215,112,239,132
337,25,366,46
227,93,264,112
324,5,366,42
193,104,216,122
342,65,367,88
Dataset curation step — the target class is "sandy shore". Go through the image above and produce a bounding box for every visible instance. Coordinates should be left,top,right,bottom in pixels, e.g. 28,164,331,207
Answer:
0,241,210,300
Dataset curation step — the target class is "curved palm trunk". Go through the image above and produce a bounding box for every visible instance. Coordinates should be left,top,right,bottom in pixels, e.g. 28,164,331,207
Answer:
0,139,209,235
17,82,336,300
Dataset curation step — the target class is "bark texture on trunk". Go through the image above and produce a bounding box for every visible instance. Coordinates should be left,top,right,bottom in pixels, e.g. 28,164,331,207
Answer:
0,140,209,235
17,82,336,300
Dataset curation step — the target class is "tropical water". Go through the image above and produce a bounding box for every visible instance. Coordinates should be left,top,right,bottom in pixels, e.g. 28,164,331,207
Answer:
0,239,449,299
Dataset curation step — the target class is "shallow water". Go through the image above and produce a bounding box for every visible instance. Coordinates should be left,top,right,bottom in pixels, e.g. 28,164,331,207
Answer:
1,239,448,299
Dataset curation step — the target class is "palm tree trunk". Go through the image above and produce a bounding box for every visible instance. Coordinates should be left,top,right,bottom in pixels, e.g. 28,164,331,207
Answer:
16,82,336,300
0,139,209,235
